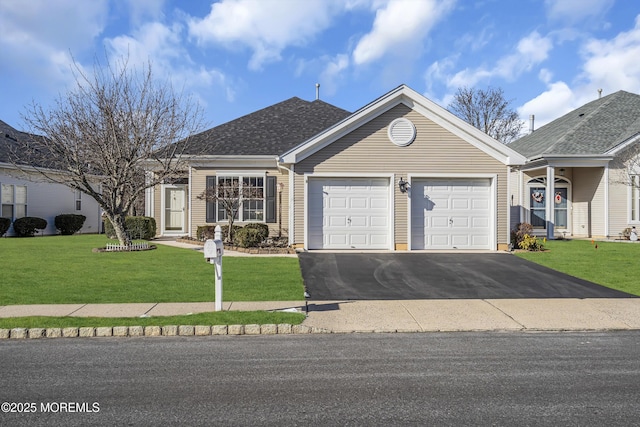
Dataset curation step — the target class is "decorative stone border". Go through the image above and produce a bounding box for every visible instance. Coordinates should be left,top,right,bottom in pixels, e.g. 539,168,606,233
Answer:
0,324,329,339
176,238,296,254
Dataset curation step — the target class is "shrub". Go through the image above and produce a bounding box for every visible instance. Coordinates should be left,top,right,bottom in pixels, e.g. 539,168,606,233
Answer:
243,223,269,241
518,234,544,251
0,217,10,237
13,216,47,237
235,227,264,248
511,222,534,248
55,214,87,235
104,216,156,240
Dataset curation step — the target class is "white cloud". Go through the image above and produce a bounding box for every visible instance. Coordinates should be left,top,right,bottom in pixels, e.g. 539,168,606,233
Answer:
352,0,455,66
545,0,614,25
319,54,350,97
0,0,109,86
448,31,553,88
518,81,575,128
188,0,340,71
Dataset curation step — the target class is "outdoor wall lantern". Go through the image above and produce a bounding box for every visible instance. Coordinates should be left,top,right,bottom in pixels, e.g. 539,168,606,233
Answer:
398,177,410,193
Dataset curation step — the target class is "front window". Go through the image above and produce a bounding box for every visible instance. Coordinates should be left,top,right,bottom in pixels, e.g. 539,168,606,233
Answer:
215,175,265,222
1,184,27,219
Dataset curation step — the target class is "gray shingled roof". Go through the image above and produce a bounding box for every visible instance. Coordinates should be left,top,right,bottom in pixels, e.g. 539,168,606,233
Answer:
181,97,351,156
509,90,640,158
0,120,32,164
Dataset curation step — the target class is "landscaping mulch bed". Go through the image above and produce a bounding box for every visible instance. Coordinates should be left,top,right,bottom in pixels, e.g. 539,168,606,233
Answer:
176,238,296,254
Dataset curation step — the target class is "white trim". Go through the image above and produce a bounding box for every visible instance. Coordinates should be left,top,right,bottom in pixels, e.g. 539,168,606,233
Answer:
277,162,295,246
546,167,555,239
525,174,572,237
506,166,511,246
188,166,193,237
604,132,640,156
604,165,610,237
160,184,187,236
187,156,277,169
304,173,394,250
407,173,497,250
279,85,527,166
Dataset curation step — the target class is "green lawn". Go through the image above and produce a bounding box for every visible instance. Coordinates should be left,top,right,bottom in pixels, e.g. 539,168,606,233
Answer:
515,239,640,296
0,311,305,329
0,235,304,305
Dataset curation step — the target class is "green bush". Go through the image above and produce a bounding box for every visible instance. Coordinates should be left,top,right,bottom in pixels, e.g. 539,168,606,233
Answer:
0,217,10,237
243,223,269,241
13,216,47,237
235,227,264,248
104,216,156,240
55,214,87,235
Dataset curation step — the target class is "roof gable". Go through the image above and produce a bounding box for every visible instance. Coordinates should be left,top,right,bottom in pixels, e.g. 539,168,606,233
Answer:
509,90,640,159
183,97,351,157
279,85,527,165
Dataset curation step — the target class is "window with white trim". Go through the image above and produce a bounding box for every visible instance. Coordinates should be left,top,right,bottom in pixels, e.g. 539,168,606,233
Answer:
75,189,82,211
631,175,640,222
1,184,27,219
207,175,266,223
527,177,569,229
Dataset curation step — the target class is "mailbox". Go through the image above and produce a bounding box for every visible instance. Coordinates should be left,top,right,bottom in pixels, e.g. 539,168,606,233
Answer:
204,238,224,261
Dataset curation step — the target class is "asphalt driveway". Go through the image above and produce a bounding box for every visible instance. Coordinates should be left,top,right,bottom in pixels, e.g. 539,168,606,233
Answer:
298,253,635,300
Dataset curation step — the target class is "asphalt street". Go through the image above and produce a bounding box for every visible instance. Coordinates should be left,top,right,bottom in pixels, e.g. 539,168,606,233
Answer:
2,332,640,426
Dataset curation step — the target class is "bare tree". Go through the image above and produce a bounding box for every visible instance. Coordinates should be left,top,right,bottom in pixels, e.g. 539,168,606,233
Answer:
448,86,524,144
197,178,263,243
15,55,204,246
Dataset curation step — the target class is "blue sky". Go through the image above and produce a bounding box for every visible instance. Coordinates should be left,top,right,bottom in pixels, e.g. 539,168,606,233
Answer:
1,0,639,135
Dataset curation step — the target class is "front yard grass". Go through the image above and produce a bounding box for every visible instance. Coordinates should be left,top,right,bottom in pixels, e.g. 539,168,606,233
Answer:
515,239,640,296
0,235,304,305
0,311,305,329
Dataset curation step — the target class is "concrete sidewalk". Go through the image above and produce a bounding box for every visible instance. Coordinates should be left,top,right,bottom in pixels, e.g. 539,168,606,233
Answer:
2,299,640,333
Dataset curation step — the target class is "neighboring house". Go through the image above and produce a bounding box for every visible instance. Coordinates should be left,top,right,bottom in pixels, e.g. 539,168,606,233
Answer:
508,90,640,240
146,85,528,250
0,120,102,236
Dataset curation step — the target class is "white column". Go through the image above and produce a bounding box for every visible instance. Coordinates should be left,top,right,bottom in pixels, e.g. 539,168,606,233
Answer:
546,166,555,239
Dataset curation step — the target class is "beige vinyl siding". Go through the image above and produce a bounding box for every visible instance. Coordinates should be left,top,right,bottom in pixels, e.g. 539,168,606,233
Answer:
608,166,630,238
294,104,507,248
571,167,603,237
189,167,289,238
153,184,162,236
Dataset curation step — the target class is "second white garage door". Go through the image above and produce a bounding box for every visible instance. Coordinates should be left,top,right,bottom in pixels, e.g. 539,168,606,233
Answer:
411,178,493,250
308,178,390,249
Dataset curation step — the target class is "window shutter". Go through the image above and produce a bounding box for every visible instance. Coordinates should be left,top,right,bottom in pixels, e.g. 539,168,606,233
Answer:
205,176,216,223
266,176,276,223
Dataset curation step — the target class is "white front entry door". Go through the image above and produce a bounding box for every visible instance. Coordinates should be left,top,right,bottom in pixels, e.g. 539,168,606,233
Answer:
308,178,390,249
163,185,186,234
411,179,492,250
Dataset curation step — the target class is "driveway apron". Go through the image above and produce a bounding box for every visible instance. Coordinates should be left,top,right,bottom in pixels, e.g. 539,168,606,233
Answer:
298,253,635,300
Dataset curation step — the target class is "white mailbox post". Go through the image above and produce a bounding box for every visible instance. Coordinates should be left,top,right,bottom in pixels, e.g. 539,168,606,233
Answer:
204,225,224,311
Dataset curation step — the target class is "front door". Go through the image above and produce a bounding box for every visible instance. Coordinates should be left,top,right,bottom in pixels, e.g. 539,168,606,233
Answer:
163,185,186,234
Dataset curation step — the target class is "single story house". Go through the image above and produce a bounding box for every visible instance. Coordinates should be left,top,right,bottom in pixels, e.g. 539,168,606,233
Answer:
146,84,529,250
0,120,102,236
508,90,640,240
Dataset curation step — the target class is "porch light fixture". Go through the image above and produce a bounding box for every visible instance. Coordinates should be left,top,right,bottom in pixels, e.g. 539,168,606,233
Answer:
398,177,410,193
559,168,565,176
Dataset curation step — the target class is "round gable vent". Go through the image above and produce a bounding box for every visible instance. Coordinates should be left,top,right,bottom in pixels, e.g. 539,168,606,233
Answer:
388,118,416,146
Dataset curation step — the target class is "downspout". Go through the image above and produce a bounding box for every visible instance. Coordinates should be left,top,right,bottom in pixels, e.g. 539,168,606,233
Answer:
277,158,295,247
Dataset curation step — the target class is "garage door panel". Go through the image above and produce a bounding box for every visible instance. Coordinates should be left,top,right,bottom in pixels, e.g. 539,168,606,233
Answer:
411,178,492,250
309,178,390,249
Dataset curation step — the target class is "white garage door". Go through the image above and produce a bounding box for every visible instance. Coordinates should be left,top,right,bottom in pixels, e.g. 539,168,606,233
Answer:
308,178,390,249
411,179,492,250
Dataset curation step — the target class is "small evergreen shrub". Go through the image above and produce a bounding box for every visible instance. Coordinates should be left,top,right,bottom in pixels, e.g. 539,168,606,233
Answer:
104,216,156,240
220,224,242,243
0,217,10,237
55,214,86,235
13,216,47,237
235,227,264,248
242,223,269,241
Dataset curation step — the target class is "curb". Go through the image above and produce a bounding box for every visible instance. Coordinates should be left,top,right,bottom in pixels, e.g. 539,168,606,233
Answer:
0,324,331,339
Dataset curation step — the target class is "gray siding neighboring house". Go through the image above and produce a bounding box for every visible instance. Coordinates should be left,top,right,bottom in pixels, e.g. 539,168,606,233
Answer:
508,90,640,239
0,120,102,236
